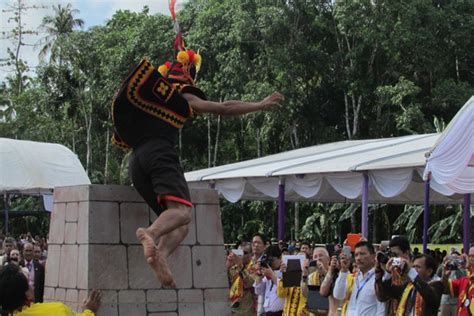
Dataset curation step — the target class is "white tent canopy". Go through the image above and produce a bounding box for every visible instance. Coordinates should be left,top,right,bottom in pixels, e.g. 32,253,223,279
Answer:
0,138,91,194
424,96,474,194
186,133,468,204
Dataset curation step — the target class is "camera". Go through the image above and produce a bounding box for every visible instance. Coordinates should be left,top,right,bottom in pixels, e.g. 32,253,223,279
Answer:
377,251,391,265
259,253,273,268
392,257,402,267
446,256,465,271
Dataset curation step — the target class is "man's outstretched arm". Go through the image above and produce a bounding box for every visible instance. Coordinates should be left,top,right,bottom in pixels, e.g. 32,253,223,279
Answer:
182,92,283,116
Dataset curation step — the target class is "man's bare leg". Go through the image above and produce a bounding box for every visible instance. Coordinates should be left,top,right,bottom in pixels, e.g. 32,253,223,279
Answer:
136,201,191,287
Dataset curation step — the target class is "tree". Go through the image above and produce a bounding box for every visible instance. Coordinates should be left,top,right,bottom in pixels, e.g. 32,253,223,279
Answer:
38,3,84,63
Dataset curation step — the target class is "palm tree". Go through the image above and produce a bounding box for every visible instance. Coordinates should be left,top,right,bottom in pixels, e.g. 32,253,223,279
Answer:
38,4,84,63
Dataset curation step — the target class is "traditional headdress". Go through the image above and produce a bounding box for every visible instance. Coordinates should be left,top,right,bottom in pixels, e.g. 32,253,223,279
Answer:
157,0,202,86
110,0,206,150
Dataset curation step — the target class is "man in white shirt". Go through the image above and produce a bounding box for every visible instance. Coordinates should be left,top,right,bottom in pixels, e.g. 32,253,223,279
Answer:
253,245,285,316
333,240,385,316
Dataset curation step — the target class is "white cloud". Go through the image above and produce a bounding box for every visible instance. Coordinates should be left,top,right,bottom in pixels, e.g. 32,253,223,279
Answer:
0,0,186,84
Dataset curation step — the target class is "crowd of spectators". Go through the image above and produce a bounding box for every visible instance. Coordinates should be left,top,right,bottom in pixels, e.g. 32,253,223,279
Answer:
226,235,474,316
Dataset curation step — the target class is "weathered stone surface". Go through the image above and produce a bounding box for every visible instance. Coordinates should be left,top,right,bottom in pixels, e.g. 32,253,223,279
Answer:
89,245,128,289
118,290,146,316
64,222,77,244
77,201,89,244
49,203,66,244
58,245,78,288
89,202,120,244
96,290,118,316
147,290,177,312
54,185,90,202
44,244,61,287
168,246,192,289
189,188,218,205
148,313,178,316
89,184,144,202
119,202,149,244
204,289,231,316
77,245,88,289
65,289,78,303
65,202,79,222
127,245,162,289
196,204,224,245
55,288,66,301
178,289,204,316
192,246,228,288
43,287,55,302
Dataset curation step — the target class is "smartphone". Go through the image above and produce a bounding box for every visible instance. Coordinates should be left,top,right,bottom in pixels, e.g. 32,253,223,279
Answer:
231,249,244,256
342,246,352,258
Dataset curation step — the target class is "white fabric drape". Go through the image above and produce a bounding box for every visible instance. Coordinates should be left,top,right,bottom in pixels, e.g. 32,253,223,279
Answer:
424,96,474,194
215,178,246,203
416,168,455,196
325,173,364,199
370,168,413,198
286,174,323,198
247,177,283,198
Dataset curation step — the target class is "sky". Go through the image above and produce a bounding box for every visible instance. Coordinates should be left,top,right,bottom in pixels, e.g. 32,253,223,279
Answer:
0,0,185,83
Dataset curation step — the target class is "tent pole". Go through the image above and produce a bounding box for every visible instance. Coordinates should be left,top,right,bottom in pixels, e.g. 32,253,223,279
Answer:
463,193,471,254
361,173,369,238
423,179,430,254
3,193,9,234
278,178,285,241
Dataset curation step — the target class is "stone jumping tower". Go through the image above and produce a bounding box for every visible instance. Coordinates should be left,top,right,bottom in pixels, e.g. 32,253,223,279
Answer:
44,185,231,316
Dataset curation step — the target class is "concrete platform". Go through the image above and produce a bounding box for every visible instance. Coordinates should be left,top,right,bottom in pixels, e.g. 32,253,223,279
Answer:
44,185,231,316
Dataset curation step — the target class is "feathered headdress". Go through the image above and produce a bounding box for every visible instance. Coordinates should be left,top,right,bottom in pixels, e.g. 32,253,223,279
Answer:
158,0,202,86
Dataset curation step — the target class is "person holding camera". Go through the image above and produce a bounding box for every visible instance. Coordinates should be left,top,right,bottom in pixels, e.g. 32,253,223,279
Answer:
227,242,255,315
253,245,285,316
333,241,385,316
437,251,467,316
375,236,412,315
441,246,474,316
300,247,339,316
375,254,443,316
277,251,308,316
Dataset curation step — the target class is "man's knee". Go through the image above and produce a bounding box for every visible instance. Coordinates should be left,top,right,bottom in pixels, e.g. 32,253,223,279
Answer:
164,200,192,225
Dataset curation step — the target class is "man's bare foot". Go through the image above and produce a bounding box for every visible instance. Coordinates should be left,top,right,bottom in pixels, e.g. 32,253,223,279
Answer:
136,228,156,264
136,228,176,288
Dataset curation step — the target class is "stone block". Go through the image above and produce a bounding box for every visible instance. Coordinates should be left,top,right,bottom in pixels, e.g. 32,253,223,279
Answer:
147,290,177,312
55,288,66,301
178,289,204,316
54,185,90,203
89,245,128,289
64,222,77,244
189,188,218,205
58,245,78,288
65,289,78,303
66,202,79,222
181,206,196,245
168,246,192,289
78,290,88,306
96,290,118,316
49,203,66,244
149,313,178,316
127,245,162,289
77,201,89,244
89,184,144,202
192,246,228,288
204,289,231,316
118,290,146,316
45,244,61,287
89,201,120,244
196,204,224,245
77,244,89,289
119,202,149,244
43,287,55,302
